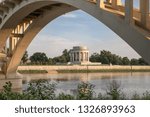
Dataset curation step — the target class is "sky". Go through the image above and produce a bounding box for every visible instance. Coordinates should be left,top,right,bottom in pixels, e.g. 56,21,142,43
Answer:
27,0,142,59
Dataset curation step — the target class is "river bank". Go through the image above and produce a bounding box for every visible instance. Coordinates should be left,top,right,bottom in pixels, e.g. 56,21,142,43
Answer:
18,65,150,74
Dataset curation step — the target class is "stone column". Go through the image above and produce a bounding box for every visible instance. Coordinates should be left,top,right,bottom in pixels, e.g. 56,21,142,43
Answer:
17,25,20,41
9,37,17,54
70,53,72,62
79,52,81,62
97,0,105,8
112,0,118,9
118,0,122,5
84,52,86,61
77,52,79,61
20,24,24,34
125,0,133,24
87,52,89,62
87,52,89,61
75,52,78,62
82,52,84,62
111,0,122,8
140,0,149,27
74,52,76,62
74,52,76,61
86,52,88,61
22,22,30,33
71,53,73,62
81,52,83,61
85,52,87,62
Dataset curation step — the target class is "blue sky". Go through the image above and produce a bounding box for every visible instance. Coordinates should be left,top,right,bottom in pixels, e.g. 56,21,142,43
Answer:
27,1,142,59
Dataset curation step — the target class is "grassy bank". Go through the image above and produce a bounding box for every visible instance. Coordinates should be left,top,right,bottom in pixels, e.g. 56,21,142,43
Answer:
57,69,150,73
18,70,48,74
17,69,150,74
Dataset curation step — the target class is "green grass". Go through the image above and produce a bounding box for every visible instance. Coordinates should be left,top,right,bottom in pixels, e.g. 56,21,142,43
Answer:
18,70,48,74
57,69,150,73
17,68,150,74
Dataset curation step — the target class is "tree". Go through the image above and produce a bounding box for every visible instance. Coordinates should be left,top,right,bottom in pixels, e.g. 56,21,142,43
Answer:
30,52,48,65
48,58,54,65
100,50,113,64
21,51,28,64
89,50,148,66
111,55,123,65
62,49,70,62
138,58,149,65
131,58,139,65
90,53,100,62
52,49,70,64
100,56,110,64
99,50,116,64
90,50,124,65
122,57,130,65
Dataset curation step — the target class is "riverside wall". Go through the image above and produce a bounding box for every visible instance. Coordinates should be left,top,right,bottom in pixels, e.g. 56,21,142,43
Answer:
18,65,150,71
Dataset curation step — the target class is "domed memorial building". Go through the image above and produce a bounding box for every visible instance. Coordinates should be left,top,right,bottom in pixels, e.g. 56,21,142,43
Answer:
69,46,90,65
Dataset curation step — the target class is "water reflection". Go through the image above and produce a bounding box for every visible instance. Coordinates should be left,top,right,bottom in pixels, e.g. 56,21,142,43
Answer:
22,72,150,97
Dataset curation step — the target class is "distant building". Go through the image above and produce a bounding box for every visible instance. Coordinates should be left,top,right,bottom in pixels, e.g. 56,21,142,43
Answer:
69,46,101,65
69,46,89,65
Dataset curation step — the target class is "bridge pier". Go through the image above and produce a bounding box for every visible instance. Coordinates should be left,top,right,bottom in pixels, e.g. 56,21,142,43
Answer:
0,72,22,92
0,76,22,92
0,57,23,92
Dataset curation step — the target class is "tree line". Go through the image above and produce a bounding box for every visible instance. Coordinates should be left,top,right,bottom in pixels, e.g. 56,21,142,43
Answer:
21,49,70,65
21,49,149,65
90,50,148,65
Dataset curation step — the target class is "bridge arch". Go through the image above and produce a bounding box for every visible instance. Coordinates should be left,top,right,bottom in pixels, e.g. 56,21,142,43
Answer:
0,0,149,77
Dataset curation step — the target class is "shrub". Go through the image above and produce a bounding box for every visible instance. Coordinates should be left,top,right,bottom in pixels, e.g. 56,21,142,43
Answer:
105,80,125,100
23,80,56,100
57,93,74,100
141,91,150,100
77,82,95,100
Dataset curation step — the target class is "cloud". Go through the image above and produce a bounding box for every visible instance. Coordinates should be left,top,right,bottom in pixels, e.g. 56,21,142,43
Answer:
86,37,141,59
27,34,81,57
27,33,140,59
62,13,77,18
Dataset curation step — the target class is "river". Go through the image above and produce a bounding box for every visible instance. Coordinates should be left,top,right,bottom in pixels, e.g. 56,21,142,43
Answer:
22,72,150,97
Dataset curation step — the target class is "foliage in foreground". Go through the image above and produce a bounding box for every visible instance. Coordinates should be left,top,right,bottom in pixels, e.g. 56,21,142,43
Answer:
0,80,150,100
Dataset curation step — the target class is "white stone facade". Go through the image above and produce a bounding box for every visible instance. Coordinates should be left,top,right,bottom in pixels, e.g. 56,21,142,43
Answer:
69,46,89,64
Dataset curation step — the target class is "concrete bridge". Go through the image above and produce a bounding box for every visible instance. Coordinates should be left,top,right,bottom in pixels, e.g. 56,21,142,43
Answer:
0,0,149,78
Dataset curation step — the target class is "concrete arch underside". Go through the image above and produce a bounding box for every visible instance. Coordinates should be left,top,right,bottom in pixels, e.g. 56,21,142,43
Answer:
0,0,149,77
